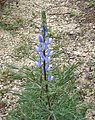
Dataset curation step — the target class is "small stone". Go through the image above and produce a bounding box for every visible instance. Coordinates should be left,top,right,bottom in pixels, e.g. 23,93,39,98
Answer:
74,51,81,56
92,111,95,116
0,85,3,88
69,31,74,35
93,26,95,29
0,117,2,120
85,72,93,80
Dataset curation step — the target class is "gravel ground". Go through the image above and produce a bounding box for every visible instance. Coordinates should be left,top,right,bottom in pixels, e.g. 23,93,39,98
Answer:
0,0,95,119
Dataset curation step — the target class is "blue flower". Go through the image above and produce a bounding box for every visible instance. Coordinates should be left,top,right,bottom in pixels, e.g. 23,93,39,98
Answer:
45,64,52,71
45,38,52,44
48,75,54,81
36,22,54,81
42,43,48,50
36,45,41,53
41,24,48,36
45,64,49,71
38,34,43,43
47,49,53,56
39,52,45,61
36,59,42,67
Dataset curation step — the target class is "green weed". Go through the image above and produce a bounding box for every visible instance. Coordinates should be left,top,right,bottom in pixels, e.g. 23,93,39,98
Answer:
6,64,87,120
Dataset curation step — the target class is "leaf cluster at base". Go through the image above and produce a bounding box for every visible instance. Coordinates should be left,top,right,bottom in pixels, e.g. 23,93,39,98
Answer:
6,64,87,120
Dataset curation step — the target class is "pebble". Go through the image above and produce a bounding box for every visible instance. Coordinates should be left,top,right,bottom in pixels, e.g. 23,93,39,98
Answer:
93,26,95,29
69,30,74,35
74,51,81,56
0,117,2,120
92,111,95,117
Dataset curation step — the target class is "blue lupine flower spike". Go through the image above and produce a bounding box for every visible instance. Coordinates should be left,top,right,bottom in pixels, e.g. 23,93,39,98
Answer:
36,15,54,81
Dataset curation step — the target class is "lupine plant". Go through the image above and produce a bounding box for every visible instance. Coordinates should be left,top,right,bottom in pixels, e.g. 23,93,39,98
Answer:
6,11,87,120
36,11,54,111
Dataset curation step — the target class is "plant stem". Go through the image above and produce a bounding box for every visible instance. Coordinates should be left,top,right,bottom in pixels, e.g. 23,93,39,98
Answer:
41,10,51,110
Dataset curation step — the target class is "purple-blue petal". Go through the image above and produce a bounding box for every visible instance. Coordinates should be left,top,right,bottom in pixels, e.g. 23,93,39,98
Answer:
48,75,54,81
36,46,41,53
45,64,49,71
47,49,53,56
42,69,44,75
38,35,43,43
39,52,45,61
36,60,42,67
45,38,52,44
41,25,48,36
45,56,50,63
42,43,48,50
